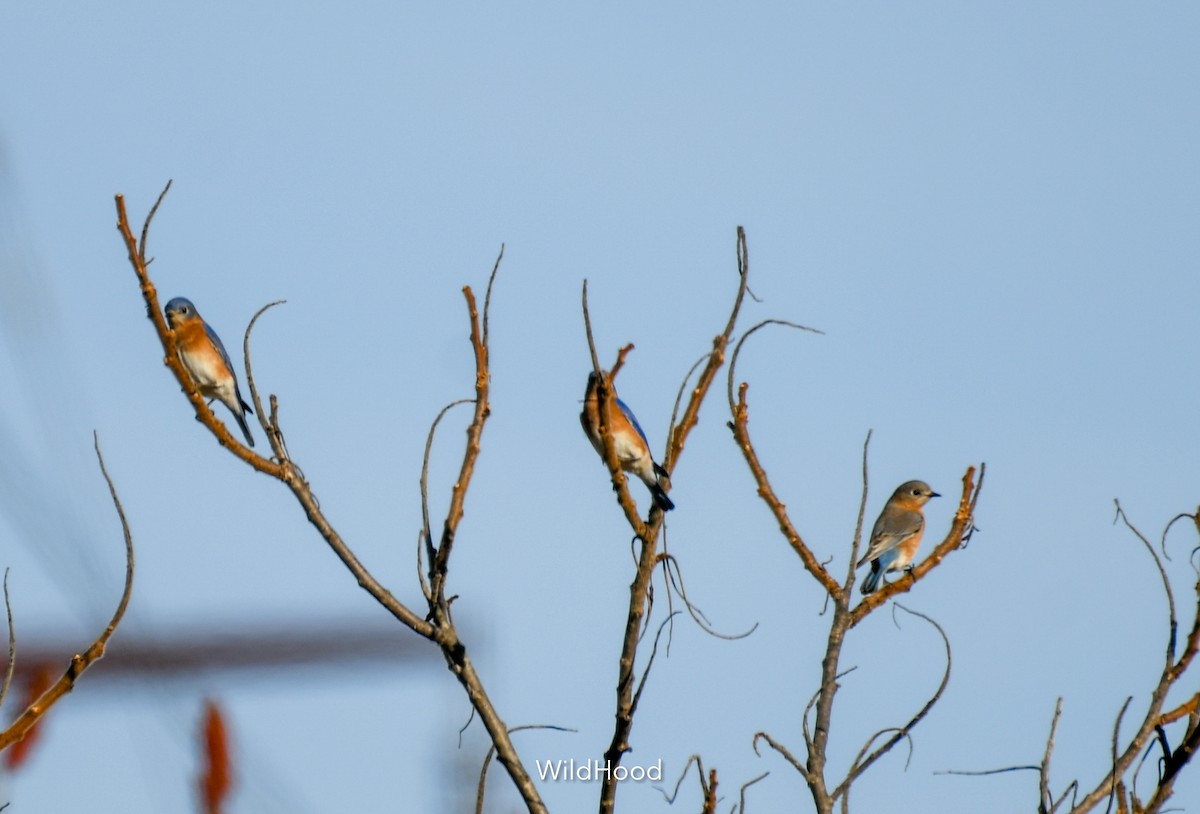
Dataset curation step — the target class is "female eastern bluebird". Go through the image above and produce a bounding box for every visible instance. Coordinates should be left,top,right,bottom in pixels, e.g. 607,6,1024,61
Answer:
580,371,674,511
164,297,255,447
858,480,939,594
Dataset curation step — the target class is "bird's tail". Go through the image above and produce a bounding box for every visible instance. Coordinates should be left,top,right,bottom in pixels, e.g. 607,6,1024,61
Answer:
231,407,255,448
859,565,882,595
649,482,675,512
650,463,674,511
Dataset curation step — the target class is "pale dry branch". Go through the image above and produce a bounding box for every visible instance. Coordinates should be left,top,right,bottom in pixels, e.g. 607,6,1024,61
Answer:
668,353,709,460
835,604,952,799
630,612,682,727
474,723,576,814
0,434,134,752
658,754,704,804
138,178,172,264
242,299,288,458
597,228,753,814
1041,698,1064,814
752,731,812,784
1,571,13,709
965,505,1200,814
659,554,759,641
732,771,769,814
420,398,474,596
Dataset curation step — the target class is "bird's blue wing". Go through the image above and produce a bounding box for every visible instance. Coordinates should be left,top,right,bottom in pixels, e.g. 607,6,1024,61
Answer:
615,398,651,447
203,321,237,375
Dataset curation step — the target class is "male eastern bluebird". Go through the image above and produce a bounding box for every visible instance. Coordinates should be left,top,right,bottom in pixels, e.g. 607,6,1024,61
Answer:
858,480,939,595
163,297,255,447
580,371,674,511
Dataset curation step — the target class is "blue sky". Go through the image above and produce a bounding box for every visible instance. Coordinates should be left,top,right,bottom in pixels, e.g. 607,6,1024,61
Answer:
2,3,1199,812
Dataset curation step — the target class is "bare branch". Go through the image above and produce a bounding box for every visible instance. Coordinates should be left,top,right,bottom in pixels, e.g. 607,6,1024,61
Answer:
482,244,503,350
752,732,812,784
630,612,682,724
732,771,769,814
725,319,837,596
658,754,704,804
420,399,474,592
243,299,288,458
138,179,172,263
0,434,135,751
835,604,952,799
475,723,576,814
1040,698,1064,814
1,570,13,709
599,228,753,814
659,554,759,641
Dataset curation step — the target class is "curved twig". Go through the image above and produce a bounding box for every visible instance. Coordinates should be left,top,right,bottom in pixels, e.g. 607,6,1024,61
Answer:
138,179,172,264
660,554,758,640
474,723,577,814
482,244,503,350
1158,512,1197,564
0,434,135,751
420,399,474,591
243,299,288,458
668,354,709,461
1114,502,1177,661
846,431,873,590
1,570,13,708
733,771,769,814
752,732,812,783
725,318,823,415
658,754,704,804
835,604,952,799
725,318,837,596
1039,697,1064,813
630,612,682,722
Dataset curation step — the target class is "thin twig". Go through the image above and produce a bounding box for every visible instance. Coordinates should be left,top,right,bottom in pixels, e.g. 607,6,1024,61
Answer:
0,570,13,708
1040,698,1063,814
420,399,474,591
835,604,952,800
138,179,172,263
658,754,704,804
0,434,135,751
474,723,576,814
733,771,769,814
243,300,288,459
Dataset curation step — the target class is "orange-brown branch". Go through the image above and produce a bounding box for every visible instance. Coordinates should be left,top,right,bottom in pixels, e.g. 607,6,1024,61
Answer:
730,382,841,596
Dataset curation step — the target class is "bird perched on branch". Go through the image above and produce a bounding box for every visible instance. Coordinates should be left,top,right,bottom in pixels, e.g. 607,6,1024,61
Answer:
580,371,674,511
858,480,939,594
164,297,255,447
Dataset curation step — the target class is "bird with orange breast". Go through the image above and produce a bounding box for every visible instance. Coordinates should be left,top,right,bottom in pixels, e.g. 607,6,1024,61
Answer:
858,480,939,594
580,371,674,512
164,297,255,447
